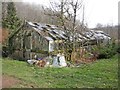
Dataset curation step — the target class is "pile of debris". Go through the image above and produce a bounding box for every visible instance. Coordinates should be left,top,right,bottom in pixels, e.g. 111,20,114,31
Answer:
27,47,99,67
27,54,67,67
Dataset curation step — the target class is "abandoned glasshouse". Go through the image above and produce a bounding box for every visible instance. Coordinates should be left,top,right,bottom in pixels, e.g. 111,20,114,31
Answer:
9,21,111,61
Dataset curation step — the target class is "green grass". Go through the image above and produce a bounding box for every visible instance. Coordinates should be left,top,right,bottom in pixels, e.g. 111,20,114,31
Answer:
2,55,118,88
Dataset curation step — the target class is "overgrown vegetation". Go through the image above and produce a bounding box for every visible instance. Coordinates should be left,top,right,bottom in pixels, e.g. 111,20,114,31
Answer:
97,42,119,59
2,55,118,88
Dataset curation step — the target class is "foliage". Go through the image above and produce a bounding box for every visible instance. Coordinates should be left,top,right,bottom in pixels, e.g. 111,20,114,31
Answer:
97,42,118,59
2,2,21,34
2,55,118,88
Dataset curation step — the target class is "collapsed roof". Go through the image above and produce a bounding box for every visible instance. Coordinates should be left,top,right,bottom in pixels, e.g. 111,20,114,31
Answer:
26,21,111,43
83,30,111,41
27,22,68,41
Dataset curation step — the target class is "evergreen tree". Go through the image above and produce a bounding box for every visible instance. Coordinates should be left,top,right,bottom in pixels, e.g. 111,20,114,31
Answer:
2,2,21,34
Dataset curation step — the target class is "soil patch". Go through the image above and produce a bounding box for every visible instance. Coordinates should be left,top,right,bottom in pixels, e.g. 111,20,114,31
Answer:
2,75,21,88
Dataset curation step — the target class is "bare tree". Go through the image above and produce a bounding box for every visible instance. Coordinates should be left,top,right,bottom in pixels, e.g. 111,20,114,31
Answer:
96,23,103,29
43,0,85,35
15,2,55,24
43,0,86,61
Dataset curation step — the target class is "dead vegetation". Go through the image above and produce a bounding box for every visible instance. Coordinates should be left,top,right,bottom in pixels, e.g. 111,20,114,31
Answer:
0,28,9,45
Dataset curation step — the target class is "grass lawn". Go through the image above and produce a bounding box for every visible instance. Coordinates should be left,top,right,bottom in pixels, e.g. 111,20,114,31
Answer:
2,55,118,88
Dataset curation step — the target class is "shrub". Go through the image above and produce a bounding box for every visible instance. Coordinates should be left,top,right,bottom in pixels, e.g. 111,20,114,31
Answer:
97,42,118,59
